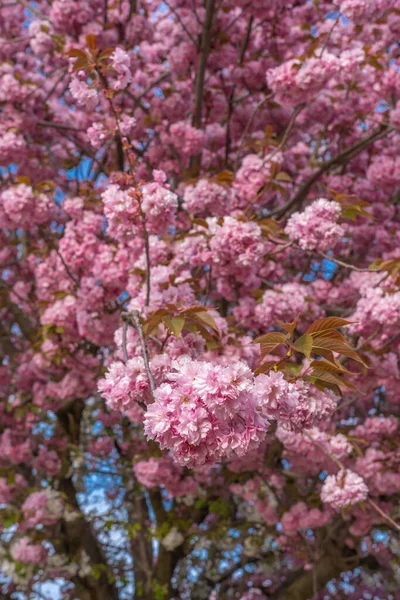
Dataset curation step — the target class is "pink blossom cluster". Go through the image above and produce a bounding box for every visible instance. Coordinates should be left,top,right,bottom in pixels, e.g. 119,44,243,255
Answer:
169,121,206,157
141,181,178,234
40,294,79,339
340,0,392,23
119,115,137,137
69,77,99,110
267,54,340,105
280,501,332,536
321,469,368,509
253,282,320,330
22,488,64,528
11,537,47,565
254,371,337,430
133,456,198,497
277,427,353,470
110,48,132,90
234,154,281,202
367,155,400,193
50,0,94,32
0,131,26,164
0,184,53,230
144,357,269,467
141,357,339,467
350,416,398,443
101,184,141,240
34,447,61,476
182,179,232,216
285,198,344,252
0,429,31,465
349,286,400,337
0,475,26,504
27,20,53,55
86,121,110,149
207,216,266,280
97,354,171,415
355,448,400,495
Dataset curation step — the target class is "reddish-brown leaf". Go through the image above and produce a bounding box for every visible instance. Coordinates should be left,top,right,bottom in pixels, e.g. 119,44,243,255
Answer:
306,317,353,334
255,332,288,346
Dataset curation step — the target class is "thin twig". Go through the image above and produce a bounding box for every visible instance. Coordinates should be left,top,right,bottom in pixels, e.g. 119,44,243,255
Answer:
121,311,156,399
55,248,79,285
122,321,129,363
99,71,152,305
235,94,272,171
318,13,341,58
318,252,377,273
135,71,171,103
262,103,305,167
163,0,198,46
37,120,81,132
368,499,400,532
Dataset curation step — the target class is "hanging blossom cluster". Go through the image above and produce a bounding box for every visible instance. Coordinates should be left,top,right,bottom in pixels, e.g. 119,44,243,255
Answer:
255,371,337,430
133,456,198,498
285,198,344,252
206,216,267,280
101,176,178,240
0,184,54,230
143,357,268,467
321,469,369,509
10,538,47,565
112,357,340,468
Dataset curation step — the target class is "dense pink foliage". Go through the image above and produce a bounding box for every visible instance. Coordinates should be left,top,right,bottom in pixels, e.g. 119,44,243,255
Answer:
0,0,400,598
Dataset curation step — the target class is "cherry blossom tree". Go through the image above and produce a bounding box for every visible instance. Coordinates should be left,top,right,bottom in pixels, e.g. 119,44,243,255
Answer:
0,0,400,599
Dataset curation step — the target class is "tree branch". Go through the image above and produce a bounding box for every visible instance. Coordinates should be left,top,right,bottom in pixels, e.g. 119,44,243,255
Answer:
190,0,216,176
272,125,393,218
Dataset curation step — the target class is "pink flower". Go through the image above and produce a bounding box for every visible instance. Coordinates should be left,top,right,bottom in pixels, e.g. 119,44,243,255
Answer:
11,537,47,564
267,54,340,105
141,181,178,234
87,122,109,149
255,372,337,430
144,357,269,467
0,184,53,229
207,216,266,281
321,469,368,509
111,48,132,90
169,121,206,157
183,179,232,217
69,78,99,110
101,184,141,240
285,198,344,251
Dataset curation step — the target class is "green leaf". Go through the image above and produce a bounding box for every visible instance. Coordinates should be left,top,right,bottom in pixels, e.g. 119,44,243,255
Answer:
190,310,219,332
292,334,313,359
144,309,169,335
163,316,185,337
